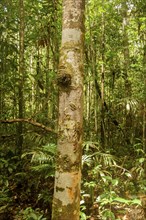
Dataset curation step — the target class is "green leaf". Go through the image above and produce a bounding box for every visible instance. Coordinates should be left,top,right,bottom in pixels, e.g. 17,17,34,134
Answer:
80,211,87,220
139,158,145,163
130,199,141,206
111,178,119,186
113,197,130,204
0,205,8,213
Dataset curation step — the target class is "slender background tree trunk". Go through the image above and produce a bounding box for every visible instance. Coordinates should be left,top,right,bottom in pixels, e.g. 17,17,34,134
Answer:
52,0,85,219
17,0,24,156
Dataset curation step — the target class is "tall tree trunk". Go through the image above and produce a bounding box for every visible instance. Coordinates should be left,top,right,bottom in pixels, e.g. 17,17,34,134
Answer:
122,1,132,145
100,8,105,148
143,42,146,174
17,0,24,155
52,0,85,219
45,44,50,120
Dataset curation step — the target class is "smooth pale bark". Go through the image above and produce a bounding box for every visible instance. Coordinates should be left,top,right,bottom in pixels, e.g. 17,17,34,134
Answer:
52,0,85,219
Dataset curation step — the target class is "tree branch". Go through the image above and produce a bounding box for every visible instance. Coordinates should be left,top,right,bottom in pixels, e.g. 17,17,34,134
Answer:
0,118,57,134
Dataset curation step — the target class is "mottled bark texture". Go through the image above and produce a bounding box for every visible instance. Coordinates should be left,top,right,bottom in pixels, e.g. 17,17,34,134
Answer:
52,0,85,219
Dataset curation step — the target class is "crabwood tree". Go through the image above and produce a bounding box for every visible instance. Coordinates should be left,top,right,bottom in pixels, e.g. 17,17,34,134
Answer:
52,0,85,219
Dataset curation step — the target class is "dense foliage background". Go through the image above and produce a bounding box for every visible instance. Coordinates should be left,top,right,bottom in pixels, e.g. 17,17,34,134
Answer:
0,0,146,219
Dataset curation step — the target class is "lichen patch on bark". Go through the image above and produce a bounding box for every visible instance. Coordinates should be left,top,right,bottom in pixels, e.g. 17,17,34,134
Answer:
54,171,81,206
62,28,82,44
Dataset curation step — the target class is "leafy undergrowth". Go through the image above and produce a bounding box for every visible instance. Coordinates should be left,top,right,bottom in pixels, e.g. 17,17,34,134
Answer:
0,143,56,220
0,140,146,219
81,141,146,220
